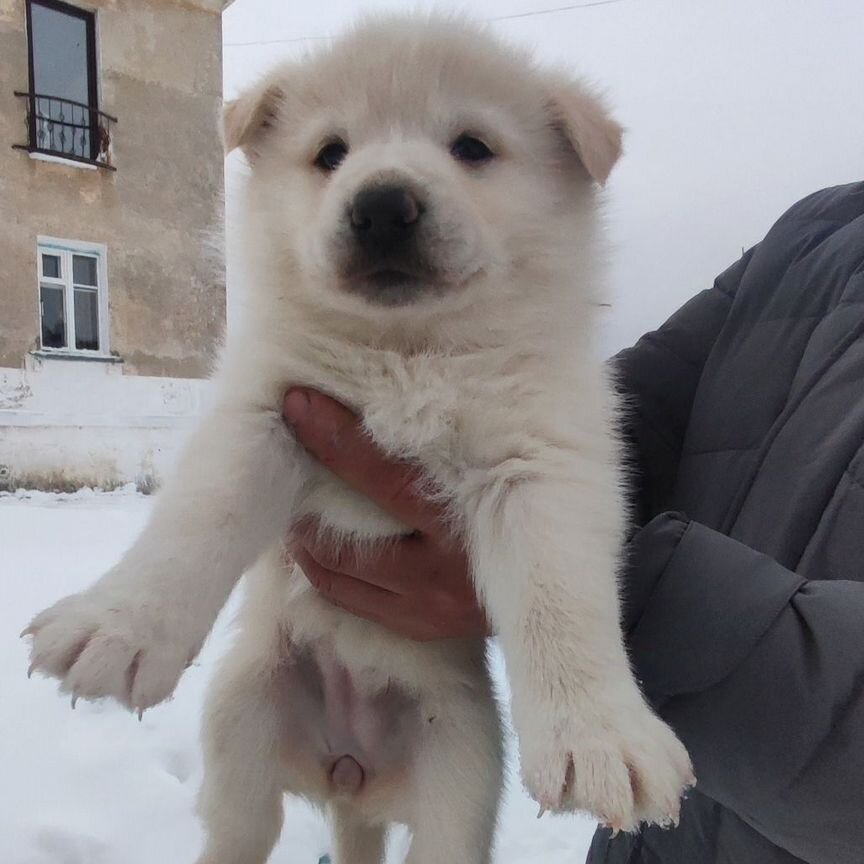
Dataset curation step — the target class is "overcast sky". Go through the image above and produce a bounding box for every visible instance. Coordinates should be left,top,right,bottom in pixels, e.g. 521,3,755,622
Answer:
222,0,864,352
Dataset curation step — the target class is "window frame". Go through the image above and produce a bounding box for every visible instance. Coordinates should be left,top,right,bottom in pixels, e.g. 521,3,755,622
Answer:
25,0,99,162
37,237,110,357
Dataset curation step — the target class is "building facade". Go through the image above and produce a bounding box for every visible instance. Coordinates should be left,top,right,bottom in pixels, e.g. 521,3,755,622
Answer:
0,0,231,490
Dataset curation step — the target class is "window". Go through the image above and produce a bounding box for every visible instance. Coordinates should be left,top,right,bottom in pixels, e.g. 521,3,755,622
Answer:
22,0,115,166
37,239,109,354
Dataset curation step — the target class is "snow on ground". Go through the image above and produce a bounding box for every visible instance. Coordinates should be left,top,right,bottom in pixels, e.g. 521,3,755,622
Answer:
1,489,597,863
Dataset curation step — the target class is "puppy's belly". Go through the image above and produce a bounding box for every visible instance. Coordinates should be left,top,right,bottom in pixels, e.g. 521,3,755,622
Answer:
275,640,422,802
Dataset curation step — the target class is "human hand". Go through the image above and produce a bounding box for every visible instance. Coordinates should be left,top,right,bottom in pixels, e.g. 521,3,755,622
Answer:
283,389,489,641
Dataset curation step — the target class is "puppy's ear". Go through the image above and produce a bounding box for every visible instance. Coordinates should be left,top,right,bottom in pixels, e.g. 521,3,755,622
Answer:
545,76,623,185
222,77,285,159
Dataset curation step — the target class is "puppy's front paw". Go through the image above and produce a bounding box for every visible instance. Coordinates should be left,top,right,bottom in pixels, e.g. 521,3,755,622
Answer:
24,586,195,714
521,702,694,832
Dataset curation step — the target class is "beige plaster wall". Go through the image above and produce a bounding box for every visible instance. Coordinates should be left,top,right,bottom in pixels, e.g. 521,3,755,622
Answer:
0,0,226,377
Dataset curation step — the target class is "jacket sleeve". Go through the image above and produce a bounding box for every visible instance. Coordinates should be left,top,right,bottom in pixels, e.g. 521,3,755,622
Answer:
613,255,746,526
624,513,864,864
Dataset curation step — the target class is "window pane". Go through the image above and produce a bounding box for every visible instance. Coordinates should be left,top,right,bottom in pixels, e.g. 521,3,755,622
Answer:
30,3,92,107
30,2,94,158
74,287,99,350
40,283,66,348
41,252,61,279
73,254,98,286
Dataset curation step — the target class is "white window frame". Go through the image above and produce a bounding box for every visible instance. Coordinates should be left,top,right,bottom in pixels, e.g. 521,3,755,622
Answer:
37,236,110,356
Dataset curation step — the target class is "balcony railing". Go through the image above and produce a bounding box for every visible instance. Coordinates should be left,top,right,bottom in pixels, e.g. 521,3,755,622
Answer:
13,91,117,170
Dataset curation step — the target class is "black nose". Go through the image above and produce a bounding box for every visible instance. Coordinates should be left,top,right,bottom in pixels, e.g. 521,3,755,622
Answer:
350,185,422,255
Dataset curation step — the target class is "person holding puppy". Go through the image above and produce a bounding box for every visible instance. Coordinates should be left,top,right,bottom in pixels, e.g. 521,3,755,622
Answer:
285,181,864,864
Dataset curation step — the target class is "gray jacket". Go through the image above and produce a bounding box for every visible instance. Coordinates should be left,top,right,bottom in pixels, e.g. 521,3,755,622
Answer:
588,182,864,864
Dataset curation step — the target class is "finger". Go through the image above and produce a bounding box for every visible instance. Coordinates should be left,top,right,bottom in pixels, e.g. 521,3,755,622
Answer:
283,388,446,536
289,523,428,595
289,520,365,578
294,546,489,642
293,546,411,629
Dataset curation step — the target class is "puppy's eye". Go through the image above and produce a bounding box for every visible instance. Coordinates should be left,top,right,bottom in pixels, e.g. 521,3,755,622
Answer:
314,139,348,172
450,134,495,165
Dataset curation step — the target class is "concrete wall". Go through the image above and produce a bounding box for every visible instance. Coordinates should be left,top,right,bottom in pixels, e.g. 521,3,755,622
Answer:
0,358,211,490
0,0,226,377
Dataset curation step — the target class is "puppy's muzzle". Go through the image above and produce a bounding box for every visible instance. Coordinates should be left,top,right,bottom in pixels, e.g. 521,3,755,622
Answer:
337,181,444,305
350,184,423,258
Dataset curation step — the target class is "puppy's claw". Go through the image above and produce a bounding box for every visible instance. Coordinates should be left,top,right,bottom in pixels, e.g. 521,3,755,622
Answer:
27,663,36,679
537,805,546,820
137,709,144,722
71,695,78,710
20,625,34,639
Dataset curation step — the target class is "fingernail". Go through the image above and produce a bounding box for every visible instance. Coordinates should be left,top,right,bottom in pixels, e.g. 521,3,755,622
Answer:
284,389,310,425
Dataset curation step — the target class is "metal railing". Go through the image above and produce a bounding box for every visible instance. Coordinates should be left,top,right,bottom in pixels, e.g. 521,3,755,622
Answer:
13,91,117,169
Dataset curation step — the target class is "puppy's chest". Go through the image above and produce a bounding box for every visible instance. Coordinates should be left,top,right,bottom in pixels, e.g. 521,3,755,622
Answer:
309,350,485,471
361,373,461,469
294,352,505,534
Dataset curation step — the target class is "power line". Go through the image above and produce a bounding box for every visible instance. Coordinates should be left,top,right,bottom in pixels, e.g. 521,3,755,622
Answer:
489,0,628,23
223,0,628,48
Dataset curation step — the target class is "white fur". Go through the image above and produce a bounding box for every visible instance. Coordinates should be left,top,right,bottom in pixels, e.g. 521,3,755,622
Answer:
25,15,692,863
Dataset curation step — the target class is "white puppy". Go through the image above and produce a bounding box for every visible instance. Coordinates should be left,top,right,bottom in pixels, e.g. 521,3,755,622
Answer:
25,15,693,864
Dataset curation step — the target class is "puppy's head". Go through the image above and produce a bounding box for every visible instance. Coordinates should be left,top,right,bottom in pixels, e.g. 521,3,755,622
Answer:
225,15,622,319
